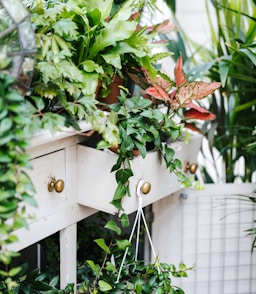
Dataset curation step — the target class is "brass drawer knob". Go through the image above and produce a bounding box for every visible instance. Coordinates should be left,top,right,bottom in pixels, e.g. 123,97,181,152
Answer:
184,162,198,174
48,178,65,193
141,182,151,195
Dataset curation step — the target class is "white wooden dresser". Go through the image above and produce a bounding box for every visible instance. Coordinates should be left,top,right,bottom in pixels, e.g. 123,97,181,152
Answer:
8,124,202,289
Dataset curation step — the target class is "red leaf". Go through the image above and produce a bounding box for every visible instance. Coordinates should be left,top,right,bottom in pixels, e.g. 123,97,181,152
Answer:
174,55,187,86
176,81,221,105
145,86,169,100
185,108,216,120
184,123,203,134
185,101,213,113
130,11,141,21
153,20,177,34
156,75,172,90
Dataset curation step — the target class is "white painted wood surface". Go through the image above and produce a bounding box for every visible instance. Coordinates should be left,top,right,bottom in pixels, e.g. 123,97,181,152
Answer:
9,132,97,289
60,223,77,288
10,128,202,289
77,133,202,214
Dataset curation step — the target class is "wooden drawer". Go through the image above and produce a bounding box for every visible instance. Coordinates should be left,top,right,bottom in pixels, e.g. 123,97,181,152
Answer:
26,149,67,222
77,134,202,214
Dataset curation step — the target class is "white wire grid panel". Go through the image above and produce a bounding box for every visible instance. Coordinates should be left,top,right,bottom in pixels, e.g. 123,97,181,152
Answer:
152,183,256,294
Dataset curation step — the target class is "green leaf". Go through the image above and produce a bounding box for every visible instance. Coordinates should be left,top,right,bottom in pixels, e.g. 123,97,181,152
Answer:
86,0,112,22
134,278,144,293
96,140,111,149
8,104,26,114
154,288,164,294
164,146,175,163
94,238,110,254
49,275,59,287
53,18,78,39
134,141,147,158
13,214,29,230
111,199,124,211
239,48,256,65
31,281,53,291
136,97,152,109
105,261,117,272
98,280,112,292
115,168,133,184
104,220,121,235
0,150,12,163
29,96,45,110
141,109,153,119
112,181,127,201
120,213,130,227
22,194,38,208
0,201,17,213
219,56,231,86
101,51,122,69
8,267,21,277
6,91,23,102
57,60,84,82
41,113,65,134
81,60,104,73
116,239,130,251
89,20,137,58
81,72,99,95
0,108,8,120
87,260,100,275
0,118,13,134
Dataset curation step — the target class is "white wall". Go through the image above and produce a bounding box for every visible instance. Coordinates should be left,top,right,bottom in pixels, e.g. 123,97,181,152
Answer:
152,0,215,47
175,0,213,45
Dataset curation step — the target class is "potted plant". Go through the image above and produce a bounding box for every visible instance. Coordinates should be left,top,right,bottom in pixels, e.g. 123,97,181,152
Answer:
86,54,221,212
77,218,194,293
23,0,174,142
0,0,222,292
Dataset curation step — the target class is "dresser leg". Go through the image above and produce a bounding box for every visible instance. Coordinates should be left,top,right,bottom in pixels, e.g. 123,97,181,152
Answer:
60,223,77,290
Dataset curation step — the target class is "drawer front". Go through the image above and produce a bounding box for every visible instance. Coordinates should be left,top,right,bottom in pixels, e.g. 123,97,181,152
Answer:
77,134,202,215
26,150,67,222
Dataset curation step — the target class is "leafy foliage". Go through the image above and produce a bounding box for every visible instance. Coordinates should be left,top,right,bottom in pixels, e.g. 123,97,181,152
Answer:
10,266,74,294
204,0,256,183
24,0,127,144
23,0,175,143
225,192,256,253
102,89,192,211
173,0,256,183
0,0,222,292
126,55,221,137
102,53,220,211
0,73,36,292
78,218,194,293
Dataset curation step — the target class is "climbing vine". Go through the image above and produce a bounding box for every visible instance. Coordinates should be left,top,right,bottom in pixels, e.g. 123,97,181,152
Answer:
0,73,36,291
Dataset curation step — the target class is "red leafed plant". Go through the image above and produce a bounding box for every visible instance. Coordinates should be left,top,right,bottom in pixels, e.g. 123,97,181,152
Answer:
127,55,221,132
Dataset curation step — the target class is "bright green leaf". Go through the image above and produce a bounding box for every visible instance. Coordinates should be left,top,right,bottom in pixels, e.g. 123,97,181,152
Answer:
116,239,130,251
98,280,112,292
94,238,110,254
104,220,121,235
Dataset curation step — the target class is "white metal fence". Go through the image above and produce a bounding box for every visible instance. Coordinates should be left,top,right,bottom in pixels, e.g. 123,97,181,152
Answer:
152,183,256,294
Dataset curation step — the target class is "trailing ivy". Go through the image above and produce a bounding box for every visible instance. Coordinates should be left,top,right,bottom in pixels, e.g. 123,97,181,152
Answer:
0,73,37,292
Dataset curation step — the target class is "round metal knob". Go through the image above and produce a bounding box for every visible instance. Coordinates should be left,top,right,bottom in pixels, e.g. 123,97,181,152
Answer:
184,162,198,174
141,182,151,195
48,178,65,193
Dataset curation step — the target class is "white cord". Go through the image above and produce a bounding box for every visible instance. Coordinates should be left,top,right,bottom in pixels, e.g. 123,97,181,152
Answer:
116,179,158,283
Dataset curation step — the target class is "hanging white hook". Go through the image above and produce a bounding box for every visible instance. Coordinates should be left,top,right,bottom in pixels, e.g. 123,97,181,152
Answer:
116,179,157,284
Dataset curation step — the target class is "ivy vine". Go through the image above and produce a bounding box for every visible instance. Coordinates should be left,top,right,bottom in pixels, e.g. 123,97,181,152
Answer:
0,73,36,291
